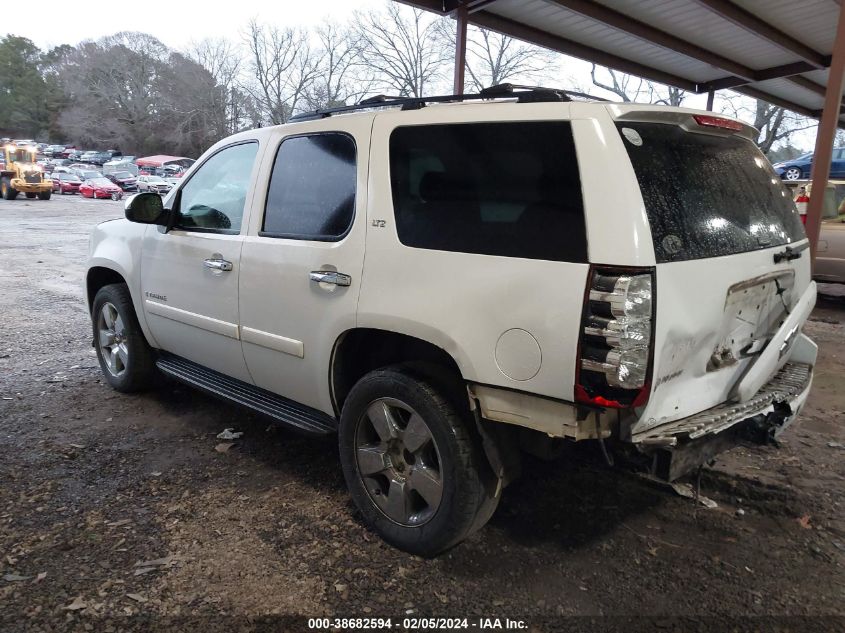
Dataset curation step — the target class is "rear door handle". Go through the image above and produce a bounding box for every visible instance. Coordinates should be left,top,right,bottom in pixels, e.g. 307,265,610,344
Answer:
203,258,233,272
310,270,351,286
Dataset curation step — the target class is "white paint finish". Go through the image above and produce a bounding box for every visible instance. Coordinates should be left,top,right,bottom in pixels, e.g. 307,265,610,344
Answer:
469,384,579,438
238,114,375,415
141,229,253,382
359,104,589,401
494,329,542,381
731,282,817,402
137,134,268,383
240,326,304,359
634,240,813,433
144,299,240,340
570,105,655,266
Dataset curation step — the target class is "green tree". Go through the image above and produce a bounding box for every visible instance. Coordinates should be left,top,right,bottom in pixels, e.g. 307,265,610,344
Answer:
0,35,51,137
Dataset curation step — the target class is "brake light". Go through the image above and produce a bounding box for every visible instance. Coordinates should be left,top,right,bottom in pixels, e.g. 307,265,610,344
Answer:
576,267,655,409
692,114,743,131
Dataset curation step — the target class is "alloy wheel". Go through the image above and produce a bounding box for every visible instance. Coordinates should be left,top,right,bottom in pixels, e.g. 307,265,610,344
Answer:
355,397,444,527
97,302,128,377
784,167,802,180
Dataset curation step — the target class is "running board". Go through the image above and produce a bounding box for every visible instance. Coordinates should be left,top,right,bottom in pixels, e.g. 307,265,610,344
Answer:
155,354,336,436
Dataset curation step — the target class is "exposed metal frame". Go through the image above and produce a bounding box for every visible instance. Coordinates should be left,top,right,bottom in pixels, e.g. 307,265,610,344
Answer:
403,0,845,127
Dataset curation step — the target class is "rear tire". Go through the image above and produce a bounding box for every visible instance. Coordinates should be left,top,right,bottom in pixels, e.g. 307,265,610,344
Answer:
25,192,36,199
92,283,156,393
38,190,51,200
339,368,498,556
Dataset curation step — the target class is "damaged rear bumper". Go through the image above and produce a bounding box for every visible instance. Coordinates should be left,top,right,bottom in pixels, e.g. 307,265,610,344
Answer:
631,359,813,481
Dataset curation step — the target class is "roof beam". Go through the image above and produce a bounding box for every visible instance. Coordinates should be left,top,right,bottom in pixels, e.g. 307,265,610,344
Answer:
692,0,830,68
542,0,757,80
467,8,699,91
702,61,822,91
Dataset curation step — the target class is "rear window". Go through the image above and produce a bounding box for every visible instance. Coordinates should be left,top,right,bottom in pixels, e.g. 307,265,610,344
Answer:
618,122,805,262
389,122,586,262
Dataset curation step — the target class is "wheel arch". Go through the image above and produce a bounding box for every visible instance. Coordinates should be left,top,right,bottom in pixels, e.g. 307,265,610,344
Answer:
86,262,159,349
86,266,127,314
330,328,467,417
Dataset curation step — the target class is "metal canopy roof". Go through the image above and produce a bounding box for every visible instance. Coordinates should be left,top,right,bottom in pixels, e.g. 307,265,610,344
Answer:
400,0,845,127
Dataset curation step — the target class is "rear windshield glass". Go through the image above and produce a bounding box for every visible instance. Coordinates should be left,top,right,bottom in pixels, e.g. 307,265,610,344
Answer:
389,122,586,262
618,122,805,262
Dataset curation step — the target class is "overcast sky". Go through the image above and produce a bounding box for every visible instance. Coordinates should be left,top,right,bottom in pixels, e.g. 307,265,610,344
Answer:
14,0,382,50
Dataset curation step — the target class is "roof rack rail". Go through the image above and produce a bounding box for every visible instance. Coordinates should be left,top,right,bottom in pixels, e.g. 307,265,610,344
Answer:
289,83,609,122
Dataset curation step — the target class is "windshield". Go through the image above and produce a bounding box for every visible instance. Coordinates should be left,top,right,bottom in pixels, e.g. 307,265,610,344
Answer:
618,122,805,263
59,174,79,181
113,171,132,178
90,178,111,186
148,177,166,183
9,149,35,163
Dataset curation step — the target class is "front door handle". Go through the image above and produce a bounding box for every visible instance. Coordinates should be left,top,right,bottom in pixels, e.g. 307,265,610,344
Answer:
203,258,233,272
310,270,351,286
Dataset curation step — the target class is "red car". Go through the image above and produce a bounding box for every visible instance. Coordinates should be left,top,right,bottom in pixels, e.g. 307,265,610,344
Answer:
80,177,123,200
52,172,83,194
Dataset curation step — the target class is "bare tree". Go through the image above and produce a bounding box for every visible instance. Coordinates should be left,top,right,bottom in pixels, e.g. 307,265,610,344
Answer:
243,20,318,124
590,64,685,106
305,21,368,110
437,22,555,92
187,38,244,135
352,4,449,97
720,95,816,155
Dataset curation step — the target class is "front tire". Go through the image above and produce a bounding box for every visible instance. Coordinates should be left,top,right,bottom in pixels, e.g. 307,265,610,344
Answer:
339,368,498,556
38,190,51,200
0,177,16,200
783,167,803,180
92,283,156,393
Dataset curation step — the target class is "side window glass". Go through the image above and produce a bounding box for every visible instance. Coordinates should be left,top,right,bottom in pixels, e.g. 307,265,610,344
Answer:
262,133,356,240
389,122,587,262
176,142,258,233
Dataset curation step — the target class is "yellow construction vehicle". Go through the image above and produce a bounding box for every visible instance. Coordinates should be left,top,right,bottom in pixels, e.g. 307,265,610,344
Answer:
0,144,52,200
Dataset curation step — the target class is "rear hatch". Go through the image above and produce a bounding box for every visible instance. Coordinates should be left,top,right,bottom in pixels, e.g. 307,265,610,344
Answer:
613,113,812,435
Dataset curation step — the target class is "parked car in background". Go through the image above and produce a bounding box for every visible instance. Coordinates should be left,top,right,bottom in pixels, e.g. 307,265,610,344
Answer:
137,175,172,194
105,171,138,192
80,177,122,200
773,148,845,181
103,158,139,176
81,151,100,164
75,169,102,181
45,145,65,157
52,172,83,194
815,221,845,283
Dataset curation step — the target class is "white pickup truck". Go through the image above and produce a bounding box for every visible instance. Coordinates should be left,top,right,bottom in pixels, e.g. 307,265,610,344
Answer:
86,86,817,555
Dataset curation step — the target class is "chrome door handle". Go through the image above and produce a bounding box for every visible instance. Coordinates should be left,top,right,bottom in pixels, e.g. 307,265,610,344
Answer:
310,270,351,286
203,258,233,272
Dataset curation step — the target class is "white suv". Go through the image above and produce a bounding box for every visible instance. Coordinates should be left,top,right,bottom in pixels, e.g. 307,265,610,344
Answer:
86,86,817,556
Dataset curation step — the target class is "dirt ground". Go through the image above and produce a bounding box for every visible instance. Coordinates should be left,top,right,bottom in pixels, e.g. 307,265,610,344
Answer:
0,195,843,632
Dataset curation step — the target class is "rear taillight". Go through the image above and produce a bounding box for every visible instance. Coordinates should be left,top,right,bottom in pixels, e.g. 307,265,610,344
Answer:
576,267,655,409
692,114,743,131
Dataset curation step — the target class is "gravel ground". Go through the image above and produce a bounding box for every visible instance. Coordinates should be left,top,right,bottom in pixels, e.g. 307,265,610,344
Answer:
0,195,843,632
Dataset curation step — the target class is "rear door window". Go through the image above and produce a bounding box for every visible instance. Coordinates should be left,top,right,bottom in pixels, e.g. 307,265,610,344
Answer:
389,122,587,262
261,133,357,240
618,122,805,262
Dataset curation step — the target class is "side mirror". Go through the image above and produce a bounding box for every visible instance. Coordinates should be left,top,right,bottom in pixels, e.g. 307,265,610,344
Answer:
125,192,168,225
